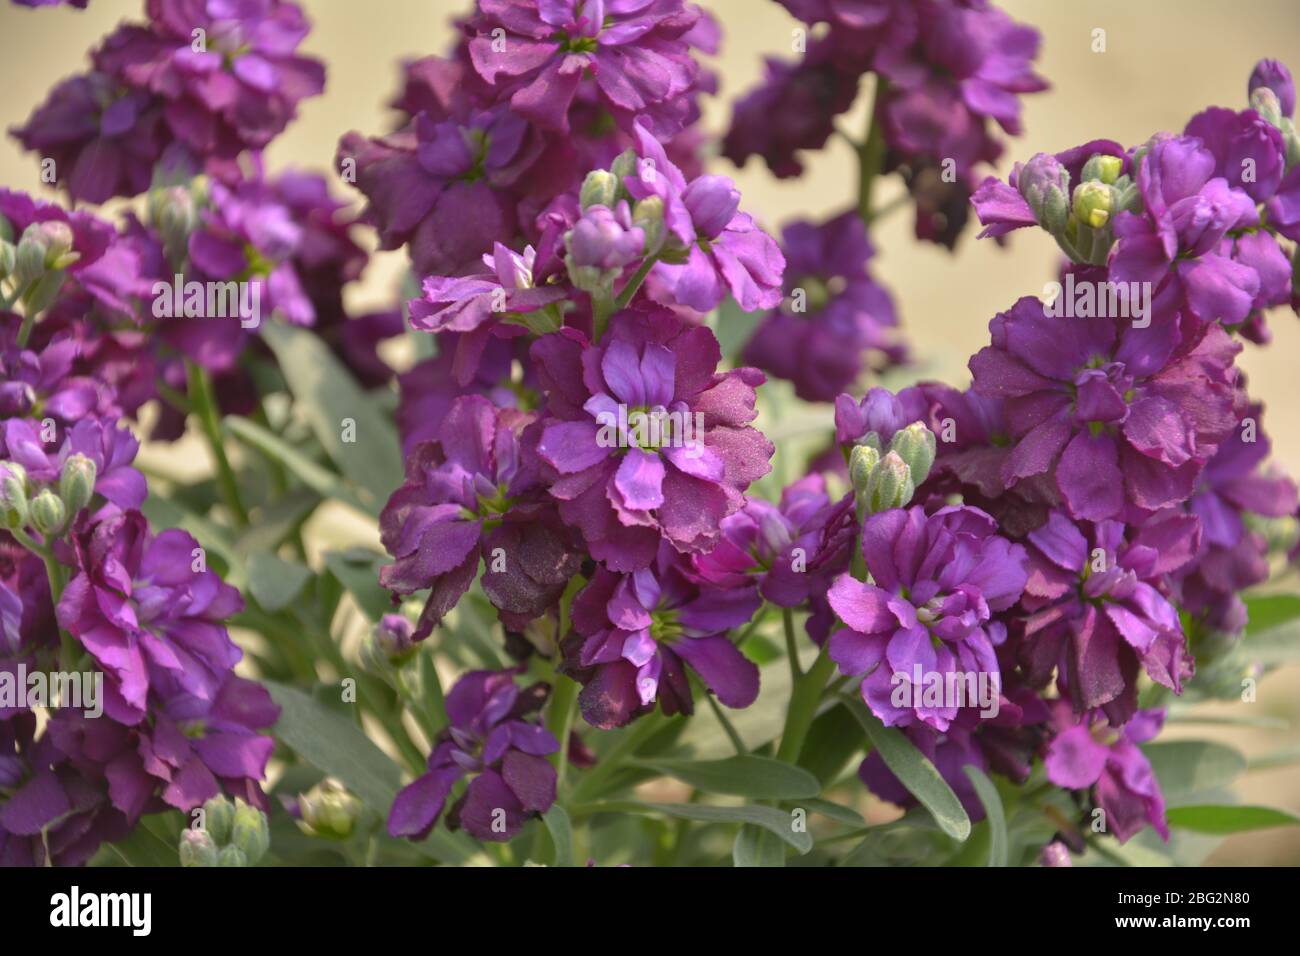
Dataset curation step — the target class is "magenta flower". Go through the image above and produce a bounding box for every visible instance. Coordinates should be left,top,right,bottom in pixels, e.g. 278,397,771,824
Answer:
564,543,761,728
56,511,244,725
466,0,703,138
969,296,1241,521
1044,704,1168,843
827,505,1028,731
1019,510,1199,724
533,309,773,571
625,123,785,313
1,417,146,512
389,669,558,842
834,385,928,446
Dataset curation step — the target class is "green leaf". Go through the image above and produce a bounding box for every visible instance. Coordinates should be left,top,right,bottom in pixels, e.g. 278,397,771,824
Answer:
542,805,575,867
1142,740,1246,802
635,755,821,800
262,323,403,508
963,766,1007,867
265,681,473,864
224,415,373,514
247,552,313,612
804,798,866,828
733,824,786,867
847,700,971,842
323,548,392,622
1165,804,1300,834
1244,593,1300,632
235,489,319,554
640,802,813,854
709,296,763,358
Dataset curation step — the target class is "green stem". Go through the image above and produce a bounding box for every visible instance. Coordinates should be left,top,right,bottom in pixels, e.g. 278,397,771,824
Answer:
185,360,250,526
703,690,746,755
612,256,659,312
776,646,836,765
857,79,888,224
570,714,666,804
783,607,803,681
40,551,79,672
545,673,581,794
16,307,37,350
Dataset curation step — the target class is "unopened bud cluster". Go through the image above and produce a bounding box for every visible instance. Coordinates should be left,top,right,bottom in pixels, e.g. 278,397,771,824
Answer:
1018,151,1136,266
179,795,270,867
0,453,96,538
849,422,937,517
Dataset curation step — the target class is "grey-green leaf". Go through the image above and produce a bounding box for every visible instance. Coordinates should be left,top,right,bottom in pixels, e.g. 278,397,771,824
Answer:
1142,740,1246,802
733,824,786,867
963,766,1007,867
247,552,313,612
542,805,575,867
848,700,971,842
640,802,813,854
636,755,821,800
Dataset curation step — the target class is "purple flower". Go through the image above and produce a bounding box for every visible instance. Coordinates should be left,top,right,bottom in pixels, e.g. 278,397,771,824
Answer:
563,543,761,728
827,505,1028,731
466,0,703,138
1019,510,1199,723
1,417,146,513
692,474,839,607
625,123,785,312
743,212,904,402
395,336,520,455
1110,135,1261,326
379,395,579,636
10,72,167,204
93,0,325,163
567,202,645,271
388,669,558,842
1249,58,1295,117
0,314,117,426
533,309,773,571
408,244,567,386
56,511,244,725
1044,704,1168,843
834,385,929,446
969,296,1241,520
970,141,1127,240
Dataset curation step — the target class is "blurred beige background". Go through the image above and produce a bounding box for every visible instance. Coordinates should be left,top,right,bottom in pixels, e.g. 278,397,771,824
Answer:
2,0,1299,863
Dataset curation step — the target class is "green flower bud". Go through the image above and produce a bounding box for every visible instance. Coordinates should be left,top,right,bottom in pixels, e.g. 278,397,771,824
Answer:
1071,181,1113,229
865,451,915,513
1251,87,1284,129
579,170,620,211
1081,154,1123,185
632,196,666,255
29,489,68,538
202,794,236,845
848,443,881,499
0,463,29,530
230,800,270,865
59,453,97,516
216,845,249,867
13,234,48,288
888,422,937,487
0,240,14,280
1018,153,1072,235
609,149,639,187
179,828,219,867
296,779,363,840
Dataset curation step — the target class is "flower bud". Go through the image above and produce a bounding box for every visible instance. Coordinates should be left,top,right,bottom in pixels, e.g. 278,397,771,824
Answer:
865,451,915,513
682,176,741,239
580,169,620,211
1038,841,1073,867
202,794,236,845
179,828,219,867
848,443,881,499
1080,154,1123,185
229,800,270,865
373,613,416,663
632,196,666,255
0,463,29,530
29,488,67,538
566,203,645,272
1251,87,1285,129
888,422,937,487
12,234,48,289
216,845,249,867
1250,58,1295,119
1071,181,1113,229
296,779,363,840
610,149,639,187
0,240,14,280
1018,153,1071,234
59,453,97,516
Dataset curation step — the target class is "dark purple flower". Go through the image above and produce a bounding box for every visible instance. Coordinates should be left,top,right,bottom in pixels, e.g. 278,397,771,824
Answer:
395,335,519,456
969,296,1241,520
0,314,118,426
533,309,773,571
1044,703,1168,843
93,0,325,163
1019,510,1198,723
743,212,904,402
827,505,1028,731
564,543,761,728
833,385,929,446
388,669,558,842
